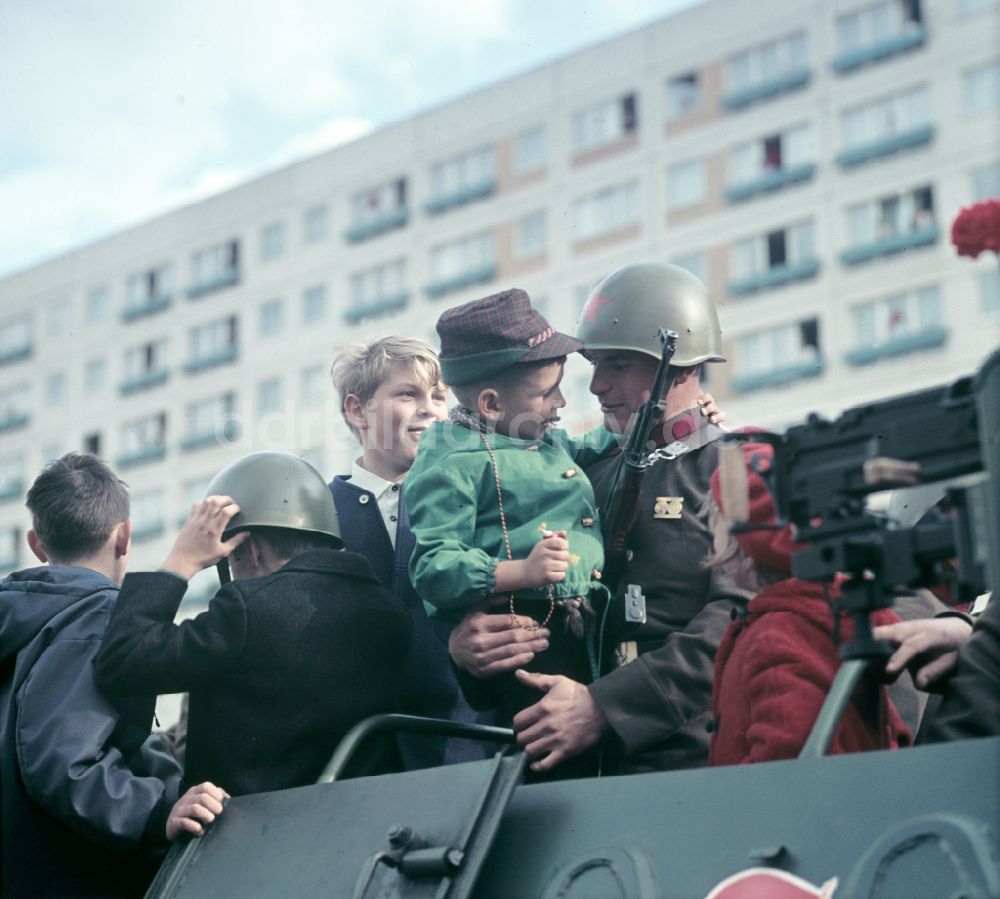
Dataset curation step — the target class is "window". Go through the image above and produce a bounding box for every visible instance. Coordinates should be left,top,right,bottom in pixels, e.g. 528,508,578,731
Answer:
131,489,165,540
726,33,808,92
185,393,237,445
351,178,407,229
0,528,19,566
429,147,495,202
572,94,637,154
83,433,101,455
971,162,1000,200
572,181,639,242
126,264,172,312
429,232,496,283
845,185,935,246
841,85,930,149
182,475,213,510
735,319,821,378
85,287,109,323
0,454,24,498
981,270,1000,314
729,124,815,184
188,317,237,368
120,412,167,458
513,127,546,175
191,240,239,289
85,358,106,394
836,1,922,54
964,61,1000,115
125,339,168,381
666,160,706,210
46,372,66,406
300,366,327,404
257,378,283,416
852,285,942,347
514,211,547,259
259,299,283,337
0,318,32,363
260,221,285,261
303,205,328,243
0,383,31,425
672,252,708,286
730,221,816,281
302,285,327,323
48,301,71,337
351,260,406,312
666,73,700,121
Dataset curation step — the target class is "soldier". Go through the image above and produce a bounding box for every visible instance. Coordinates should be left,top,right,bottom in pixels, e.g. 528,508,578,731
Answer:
450,263,751,775
95,452,413,796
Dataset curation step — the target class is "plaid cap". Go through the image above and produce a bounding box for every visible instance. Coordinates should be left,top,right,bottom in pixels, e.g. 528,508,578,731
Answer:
437,288,583,386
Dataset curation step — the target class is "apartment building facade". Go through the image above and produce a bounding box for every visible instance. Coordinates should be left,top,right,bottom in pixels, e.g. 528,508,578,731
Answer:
0,0,997,580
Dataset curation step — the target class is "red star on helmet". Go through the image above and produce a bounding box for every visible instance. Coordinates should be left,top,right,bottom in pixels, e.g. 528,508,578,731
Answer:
583,291,613,324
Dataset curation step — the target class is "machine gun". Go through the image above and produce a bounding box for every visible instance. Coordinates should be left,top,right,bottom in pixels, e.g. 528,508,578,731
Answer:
764,349,1000,755
599,327,678,601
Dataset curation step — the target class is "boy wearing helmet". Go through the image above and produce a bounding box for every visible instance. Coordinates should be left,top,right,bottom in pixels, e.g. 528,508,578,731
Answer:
95,452,412,796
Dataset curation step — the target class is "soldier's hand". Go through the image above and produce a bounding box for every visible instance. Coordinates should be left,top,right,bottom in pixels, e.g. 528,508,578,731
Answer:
874,616,973,689
449,601,550,678
166,781,229,840
697,392,726,426
523,531,569,587
512,671,609,772
162,496,250,581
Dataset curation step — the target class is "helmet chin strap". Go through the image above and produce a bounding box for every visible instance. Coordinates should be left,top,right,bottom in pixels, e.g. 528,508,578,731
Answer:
216,558,231,585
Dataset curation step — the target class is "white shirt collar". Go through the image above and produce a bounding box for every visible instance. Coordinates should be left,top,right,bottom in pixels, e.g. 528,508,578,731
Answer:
350,459,402,499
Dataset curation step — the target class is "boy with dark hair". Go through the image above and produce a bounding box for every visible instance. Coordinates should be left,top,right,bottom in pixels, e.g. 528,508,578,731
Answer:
1,453,225,899
95,452,413,796
330,335,497,768
405,290,618,742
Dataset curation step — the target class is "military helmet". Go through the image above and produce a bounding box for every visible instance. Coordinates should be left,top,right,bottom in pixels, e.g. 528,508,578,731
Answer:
576,262,725,367
205,451,343,548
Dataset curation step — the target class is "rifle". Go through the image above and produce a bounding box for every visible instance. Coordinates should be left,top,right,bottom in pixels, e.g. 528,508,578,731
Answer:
600,328,678,600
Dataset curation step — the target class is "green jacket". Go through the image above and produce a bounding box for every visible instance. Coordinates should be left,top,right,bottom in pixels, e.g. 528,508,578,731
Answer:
406,421,617,611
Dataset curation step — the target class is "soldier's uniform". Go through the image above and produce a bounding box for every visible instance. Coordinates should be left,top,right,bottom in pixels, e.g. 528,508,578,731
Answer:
575,263,752,774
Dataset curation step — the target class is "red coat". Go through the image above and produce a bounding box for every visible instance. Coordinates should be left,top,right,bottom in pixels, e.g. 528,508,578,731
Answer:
709,579,911,766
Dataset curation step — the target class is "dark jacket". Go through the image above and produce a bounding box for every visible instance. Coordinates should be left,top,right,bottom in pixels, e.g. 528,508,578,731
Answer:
95,549,413,796
709,580,910,766
330,475,496,767
585,429,753,774
928,596,1000,741
1,565,181,899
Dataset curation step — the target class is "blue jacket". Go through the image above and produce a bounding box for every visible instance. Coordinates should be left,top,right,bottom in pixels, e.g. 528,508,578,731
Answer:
330,475,496,767
0,565,182,898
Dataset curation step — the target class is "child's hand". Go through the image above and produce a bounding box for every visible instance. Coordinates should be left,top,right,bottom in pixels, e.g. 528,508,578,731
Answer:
697,392,726,426
166,781,229,841
162,496,250,581
524,531,569,586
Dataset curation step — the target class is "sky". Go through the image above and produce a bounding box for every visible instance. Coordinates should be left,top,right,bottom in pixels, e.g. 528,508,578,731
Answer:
0,0,702,280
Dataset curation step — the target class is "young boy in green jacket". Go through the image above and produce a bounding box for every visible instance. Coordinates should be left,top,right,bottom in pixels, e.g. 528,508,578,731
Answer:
405,289,617,753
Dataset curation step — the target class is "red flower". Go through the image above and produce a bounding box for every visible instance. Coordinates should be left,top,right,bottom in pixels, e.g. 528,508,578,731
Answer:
951,199,1000,259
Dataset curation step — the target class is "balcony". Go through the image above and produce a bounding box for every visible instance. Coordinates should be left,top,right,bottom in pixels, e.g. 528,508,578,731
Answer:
725,162,817,203
183,345,238,374
116,445,167,470
731,356,825,393
119,369,169,396
424,179,496,216
425,264,498,299
832,26,927,74
0,345,32,367
836,124,935,168
0,481,23,503
840,223,940,266
342,292,409,325
844,325,947,367
186,268,240,299
344,208,409,243
0,412,30,434
727,258,821,296
131,521,166,542
180,421,239,452
122,293,171,322
721,67,811,111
